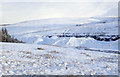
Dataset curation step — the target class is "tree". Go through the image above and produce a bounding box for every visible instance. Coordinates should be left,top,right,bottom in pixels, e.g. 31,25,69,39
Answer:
5,28,8,35
0,28,24,43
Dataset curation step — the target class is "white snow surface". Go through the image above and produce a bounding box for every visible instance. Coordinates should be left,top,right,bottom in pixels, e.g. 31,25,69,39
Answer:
0,42,118,75
4,17,119,50
0,17,119,75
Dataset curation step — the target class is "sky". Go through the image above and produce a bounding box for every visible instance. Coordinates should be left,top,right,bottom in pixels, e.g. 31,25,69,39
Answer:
0,2,118,24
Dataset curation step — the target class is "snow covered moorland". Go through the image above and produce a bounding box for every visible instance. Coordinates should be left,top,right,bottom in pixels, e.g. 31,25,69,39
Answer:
0,17,119,75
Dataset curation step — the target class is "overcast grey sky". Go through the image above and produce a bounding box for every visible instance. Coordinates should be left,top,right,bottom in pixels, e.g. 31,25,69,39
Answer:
0,2,118,24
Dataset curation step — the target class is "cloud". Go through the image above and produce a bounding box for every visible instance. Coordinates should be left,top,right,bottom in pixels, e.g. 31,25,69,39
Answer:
1,2,118,24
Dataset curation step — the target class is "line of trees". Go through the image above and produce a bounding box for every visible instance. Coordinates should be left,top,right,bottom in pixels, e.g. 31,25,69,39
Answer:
0,28,24,43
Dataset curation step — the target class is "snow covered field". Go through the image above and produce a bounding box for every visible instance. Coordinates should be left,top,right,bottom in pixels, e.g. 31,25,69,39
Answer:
1,42,118,75
0,17,119,75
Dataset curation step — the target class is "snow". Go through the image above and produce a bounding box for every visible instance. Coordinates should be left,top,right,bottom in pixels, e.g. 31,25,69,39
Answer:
67,37,118,50
0,42,118,75
5,17,118,44
0,17,119,75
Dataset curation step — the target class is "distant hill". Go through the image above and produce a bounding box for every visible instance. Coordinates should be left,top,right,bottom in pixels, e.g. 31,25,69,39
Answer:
0,24,10,26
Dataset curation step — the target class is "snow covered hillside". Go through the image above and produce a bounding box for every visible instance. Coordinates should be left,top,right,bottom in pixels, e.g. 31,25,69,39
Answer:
0,17,119,75
5,17,119,50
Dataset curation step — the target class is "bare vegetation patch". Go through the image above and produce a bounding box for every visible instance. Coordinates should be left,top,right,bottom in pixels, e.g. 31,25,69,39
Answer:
50,50,59,54
80,52,91,57
43,54,52,59
19,51,32,55
37,48,44,50
26,51,32,54
6,51,10,53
